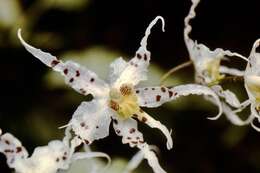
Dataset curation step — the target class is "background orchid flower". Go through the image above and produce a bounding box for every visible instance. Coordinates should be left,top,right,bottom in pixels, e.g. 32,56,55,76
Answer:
0,128,110,173
242,39,260,131
183,0,251,124
18,15,224,173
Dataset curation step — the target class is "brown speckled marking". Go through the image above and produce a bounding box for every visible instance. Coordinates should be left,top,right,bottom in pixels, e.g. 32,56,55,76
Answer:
16,147,22,153
144,54,147,61
129,128,136,134
132,114,138,118
168,91,173,97
84,140,90,145
137,53,142,59
161,87,166,92
51,60,60,67
156,95,161,102
110,100,119,111
120,84,132,96
69,78,74,83
5,140,10,145
63,68,68,75
76,70,80,77
142,117,147,123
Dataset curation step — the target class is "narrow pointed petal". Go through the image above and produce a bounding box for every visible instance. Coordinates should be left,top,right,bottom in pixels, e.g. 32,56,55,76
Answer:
211,85,241,108
136,84,222,120
112,118,166,173
18,29,109,97
219,66,244,76
113,16,165,88
134,111,173,150
223,102,254,126
70,100,112,145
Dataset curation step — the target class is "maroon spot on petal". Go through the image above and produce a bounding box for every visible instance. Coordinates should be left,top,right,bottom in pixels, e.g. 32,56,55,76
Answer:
113,119,118,125
116,129,121,134
76,70,80,77
127,137,131,140
51,60,60,67
136,137,140,140
129,128,136,134
132,114,138,118
90,78,95,82
5,140,10,145
80,122,85,127
152,88,155,90
139,140,145,144
136,53,142,59
142,117,147,123
16,147,22,153
131,141,138,144
69,78,74,83
139,109,144,113
156,95,161,102
79,88,86,94
62,156,67,160
144,88,148,91
174,92,178,96
130,62,134,66
135,90,140,94
161,87,166,92
168,91,173,97
144,54,147,61
56,158,60,162
84,140,90,144
96,126,99,129
63,68,68,75
134,64,138,67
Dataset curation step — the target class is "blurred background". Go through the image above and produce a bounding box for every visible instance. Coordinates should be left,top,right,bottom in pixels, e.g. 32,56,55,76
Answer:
0,0,260,172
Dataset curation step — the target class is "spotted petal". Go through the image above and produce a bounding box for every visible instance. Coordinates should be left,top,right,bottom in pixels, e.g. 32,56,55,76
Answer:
113,16,165,88
136,84,222,120
0,131,28,169
18,29,109,98
112,118,166,173
70,100,112,145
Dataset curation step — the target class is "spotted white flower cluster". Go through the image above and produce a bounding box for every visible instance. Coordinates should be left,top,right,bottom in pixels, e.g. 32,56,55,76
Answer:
14,14,226,173
183,0,259,130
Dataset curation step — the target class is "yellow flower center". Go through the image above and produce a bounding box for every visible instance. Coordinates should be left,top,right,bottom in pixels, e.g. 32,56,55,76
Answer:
206,58,225,85
109,84,140,119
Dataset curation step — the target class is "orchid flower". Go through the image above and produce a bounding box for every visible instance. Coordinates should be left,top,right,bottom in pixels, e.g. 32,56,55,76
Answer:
183,0,252,124
0,128,110,173
18,16,223,173
242,39,260,131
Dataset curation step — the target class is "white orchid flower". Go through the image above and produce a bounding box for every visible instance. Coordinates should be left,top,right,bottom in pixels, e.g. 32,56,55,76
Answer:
0,128,110,173
243,39,260,131
183,0,252,124
18,16,223,173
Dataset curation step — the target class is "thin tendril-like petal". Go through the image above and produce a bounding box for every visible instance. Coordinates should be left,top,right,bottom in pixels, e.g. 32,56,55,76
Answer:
140,16,165,50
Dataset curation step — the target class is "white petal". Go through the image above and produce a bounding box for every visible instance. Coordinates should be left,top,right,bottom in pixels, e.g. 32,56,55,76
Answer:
113,16,164,88
251,118,260,132
0,132,28,168
136,84,223,120
134,111,173,150
72,151,111,172
112,118,144,148
18,29,109,98
211,85,241,108
123,150,144,173
112,118,167,173
29,140,71,172
219,66,244,76
222,102,254,126
139,144,166,173
247,39,260,69
70,100,112,145
108,57,128,84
